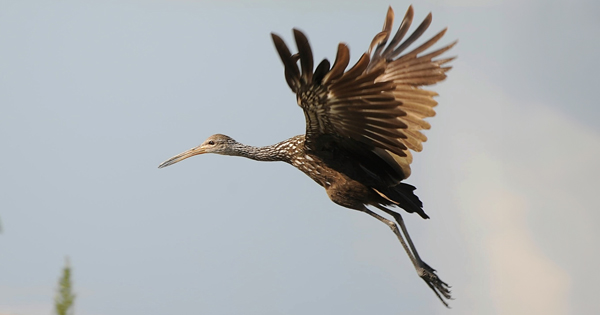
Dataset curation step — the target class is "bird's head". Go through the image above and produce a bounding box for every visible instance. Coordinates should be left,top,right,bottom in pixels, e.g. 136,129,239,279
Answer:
158,134,237,168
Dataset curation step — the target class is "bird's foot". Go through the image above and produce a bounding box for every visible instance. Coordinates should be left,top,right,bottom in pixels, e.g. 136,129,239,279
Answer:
417,261,452,307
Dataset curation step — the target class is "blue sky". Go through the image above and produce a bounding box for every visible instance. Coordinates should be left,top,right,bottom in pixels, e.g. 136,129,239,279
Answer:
1,0,599,314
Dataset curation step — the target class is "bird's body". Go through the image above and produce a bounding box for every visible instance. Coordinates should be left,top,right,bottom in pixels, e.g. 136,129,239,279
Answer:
160,6,455,306
272,135,391,213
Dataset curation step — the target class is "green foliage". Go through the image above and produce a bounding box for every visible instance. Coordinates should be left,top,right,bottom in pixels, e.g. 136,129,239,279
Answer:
55,258,76,315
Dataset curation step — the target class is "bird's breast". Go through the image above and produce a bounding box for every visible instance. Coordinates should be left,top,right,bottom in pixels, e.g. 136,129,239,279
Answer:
291,154,334,187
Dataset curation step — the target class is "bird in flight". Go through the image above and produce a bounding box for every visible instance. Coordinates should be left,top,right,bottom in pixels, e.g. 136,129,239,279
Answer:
159,5,456,306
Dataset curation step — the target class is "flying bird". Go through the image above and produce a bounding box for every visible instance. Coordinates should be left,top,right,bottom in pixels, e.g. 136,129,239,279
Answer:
159,5,456,306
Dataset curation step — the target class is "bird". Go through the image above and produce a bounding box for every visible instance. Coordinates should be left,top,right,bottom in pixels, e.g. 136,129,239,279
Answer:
159,5,456,306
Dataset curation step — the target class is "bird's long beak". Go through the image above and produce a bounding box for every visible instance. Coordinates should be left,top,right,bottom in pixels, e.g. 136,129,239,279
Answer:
158,146,206,169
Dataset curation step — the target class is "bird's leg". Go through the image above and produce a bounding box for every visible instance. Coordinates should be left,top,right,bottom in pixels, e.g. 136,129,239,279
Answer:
369,205,452,307
374,205,424,264
362,208,420,270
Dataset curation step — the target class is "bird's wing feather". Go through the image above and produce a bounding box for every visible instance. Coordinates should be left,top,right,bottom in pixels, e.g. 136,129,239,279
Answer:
272,5,456,181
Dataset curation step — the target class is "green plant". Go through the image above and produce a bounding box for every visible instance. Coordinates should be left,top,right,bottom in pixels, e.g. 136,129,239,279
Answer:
55,258,75,315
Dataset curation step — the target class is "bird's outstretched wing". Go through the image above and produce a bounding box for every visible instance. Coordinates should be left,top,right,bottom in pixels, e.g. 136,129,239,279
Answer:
272,6,456,182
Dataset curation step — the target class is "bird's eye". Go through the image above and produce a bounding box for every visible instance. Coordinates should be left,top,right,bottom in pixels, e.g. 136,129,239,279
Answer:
208,140,215,145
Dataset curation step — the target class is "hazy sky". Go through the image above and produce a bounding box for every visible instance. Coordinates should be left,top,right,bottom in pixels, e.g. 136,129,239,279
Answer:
1,0,599,314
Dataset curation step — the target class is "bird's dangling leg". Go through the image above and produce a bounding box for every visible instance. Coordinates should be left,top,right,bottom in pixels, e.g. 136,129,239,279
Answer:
367,205,452,307
363,208,419,267
374,205,425,264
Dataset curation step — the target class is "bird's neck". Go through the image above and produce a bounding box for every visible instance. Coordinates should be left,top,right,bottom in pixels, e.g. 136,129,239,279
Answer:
232,136,304,163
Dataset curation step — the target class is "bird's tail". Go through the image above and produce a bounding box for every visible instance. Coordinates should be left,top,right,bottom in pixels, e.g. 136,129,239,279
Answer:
374,183,429,219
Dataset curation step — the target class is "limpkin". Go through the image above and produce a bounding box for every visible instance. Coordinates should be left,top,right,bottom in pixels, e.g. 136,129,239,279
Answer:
159,6,456,306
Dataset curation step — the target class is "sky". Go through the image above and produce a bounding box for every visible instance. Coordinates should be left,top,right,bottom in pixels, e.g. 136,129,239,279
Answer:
1,0,599,314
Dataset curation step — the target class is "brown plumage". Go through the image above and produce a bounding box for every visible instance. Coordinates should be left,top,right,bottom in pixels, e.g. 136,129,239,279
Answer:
159,6,456,307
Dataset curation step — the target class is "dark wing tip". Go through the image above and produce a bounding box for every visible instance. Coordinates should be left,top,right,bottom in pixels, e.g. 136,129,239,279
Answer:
293,28,314,84
322,43,350,84
272,32,301,91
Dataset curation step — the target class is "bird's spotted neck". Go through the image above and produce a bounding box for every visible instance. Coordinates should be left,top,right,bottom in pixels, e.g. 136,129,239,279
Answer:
231,135,304,163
